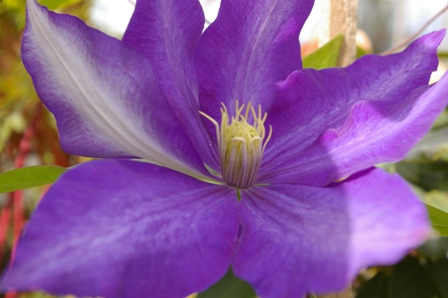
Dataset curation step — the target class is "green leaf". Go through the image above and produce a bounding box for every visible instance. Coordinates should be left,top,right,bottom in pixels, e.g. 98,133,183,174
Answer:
0,165,66,193
303,35,343,70
426,205,448,236
425,191,448,213
420,190,448,236
356,46,368,58
38,0,81,10
198,269,256,298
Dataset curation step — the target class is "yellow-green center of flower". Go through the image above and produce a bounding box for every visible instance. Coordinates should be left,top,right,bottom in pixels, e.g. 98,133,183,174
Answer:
200,101,272,189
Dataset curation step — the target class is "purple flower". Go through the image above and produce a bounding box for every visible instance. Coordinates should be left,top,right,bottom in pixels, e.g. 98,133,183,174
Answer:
2,0,448,297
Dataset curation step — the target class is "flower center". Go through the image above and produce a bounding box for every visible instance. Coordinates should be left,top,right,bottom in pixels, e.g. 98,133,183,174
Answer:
200,101,272,189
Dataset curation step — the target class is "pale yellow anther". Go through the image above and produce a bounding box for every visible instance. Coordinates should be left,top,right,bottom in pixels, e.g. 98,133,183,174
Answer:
200,101,272,189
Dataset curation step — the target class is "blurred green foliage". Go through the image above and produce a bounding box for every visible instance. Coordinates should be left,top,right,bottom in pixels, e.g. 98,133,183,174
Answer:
0,1,90,297
357,257,448,298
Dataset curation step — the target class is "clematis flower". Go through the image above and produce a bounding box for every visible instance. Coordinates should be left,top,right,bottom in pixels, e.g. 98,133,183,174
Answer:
2,0,448,297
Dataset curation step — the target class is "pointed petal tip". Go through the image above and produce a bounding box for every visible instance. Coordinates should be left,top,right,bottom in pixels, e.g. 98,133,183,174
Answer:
424,28,446,45
407,29,446,56
263,28,448,186
22,0,209,177
25,0,48,18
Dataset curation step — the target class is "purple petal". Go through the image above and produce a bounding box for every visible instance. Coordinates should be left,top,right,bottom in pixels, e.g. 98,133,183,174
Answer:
233,168,430,298
23,0,208,177
123,0,218,169
195,0,313,122
1,160,239,298
260,30,448,185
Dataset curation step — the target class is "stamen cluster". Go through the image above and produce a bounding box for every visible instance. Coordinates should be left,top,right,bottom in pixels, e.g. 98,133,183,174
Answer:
201,101,272,189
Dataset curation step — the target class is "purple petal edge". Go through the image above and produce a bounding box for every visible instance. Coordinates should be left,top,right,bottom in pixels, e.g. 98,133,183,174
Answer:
233,168,430,298
196,0,314,125
22,0,209,176
1,160,239,298
260,30,448,186
123,0,218,169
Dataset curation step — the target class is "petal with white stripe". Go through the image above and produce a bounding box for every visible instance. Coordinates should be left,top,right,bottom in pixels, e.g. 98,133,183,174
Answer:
22,0,208,178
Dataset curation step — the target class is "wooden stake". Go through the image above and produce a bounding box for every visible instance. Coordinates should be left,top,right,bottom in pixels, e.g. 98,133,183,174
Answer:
328,0,358,66
316,0,358,294
317,0,358,298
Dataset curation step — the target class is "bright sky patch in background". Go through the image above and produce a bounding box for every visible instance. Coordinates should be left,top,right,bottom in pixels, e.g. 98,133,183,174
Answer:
90,0,448,51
